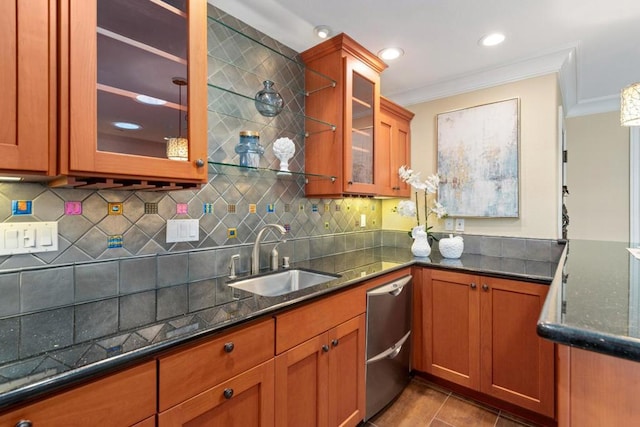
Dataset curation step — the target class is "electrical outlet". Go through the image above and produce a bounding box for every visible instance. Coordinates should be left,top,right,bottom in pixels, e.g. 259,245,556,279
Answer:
360,214,366,227
455,218,465,232
444,218,454,231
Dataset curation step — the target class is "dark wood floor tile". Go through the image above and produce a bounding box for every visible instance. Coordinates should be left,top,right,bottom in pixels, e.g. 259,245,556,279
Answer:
370,380,449,427
434,396,499,427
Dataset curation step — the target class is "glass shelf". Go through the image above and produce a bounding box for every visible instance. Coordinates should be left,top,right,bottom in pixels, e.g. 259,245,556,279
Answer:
207,14,335,93
208,83,336,137
208,161,336,183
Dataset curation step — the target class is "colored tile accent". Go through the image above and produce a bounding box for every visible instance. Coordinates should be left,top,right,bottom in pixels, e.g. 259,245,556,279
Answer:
227,204,236,214
107,202,123,215
284,204,291,212
227,228,237,238
144,203,158,214
335,205,341,211
284,224,291,232
299,203,305,212
346,205,351,211
324,204,330,212
203,203,213,214
266,204,275,213
176,203,188,214
64,201,82,215
324,222,329,229
249,204,256,214
107,235,123,248
11,200,32,216
311,204,318,213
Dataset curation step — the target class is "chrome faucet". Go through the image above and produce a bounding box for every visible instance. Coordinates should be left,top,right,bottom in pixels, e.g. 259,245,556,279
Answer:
251,224,287,274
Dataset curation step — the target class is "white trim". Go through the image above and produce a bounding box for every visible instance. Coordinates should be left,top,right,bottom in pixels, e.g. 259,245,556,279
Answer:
631,127,640,244
390,47,575,107
558,106,565,239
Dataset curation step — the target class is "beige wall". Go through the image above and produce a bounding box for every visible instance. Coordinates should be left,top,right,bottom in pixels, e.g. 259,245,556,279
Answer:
565,111,629,241
382,74,561,239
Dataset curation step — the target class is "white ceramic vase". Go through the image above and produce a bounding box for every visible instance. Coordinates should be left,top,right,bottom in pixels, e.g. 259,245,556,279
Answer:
411,226,431,257
439,234,464,258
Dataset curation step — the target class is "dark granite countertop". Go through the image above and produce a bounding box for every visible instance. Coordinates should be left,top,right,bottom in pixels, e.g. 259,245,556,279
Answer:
0,245,558,411
538,240,640,362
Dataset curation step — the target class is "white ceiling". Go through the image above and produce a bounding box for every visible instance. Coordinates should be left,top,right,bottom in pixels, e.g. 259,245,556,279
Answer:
209,0,640,117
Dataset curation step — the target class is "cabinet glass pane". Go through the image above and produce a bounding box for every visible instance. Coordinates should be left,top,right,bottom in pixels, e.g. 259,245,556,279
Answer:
351,72,374,184
96,0,188,159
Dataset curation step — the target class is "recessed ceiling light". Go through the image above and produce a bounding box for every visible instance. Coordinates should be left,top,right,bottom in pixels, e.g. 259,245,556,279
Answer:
113,121,142,130
135,94,167,106
314,25,331,39
378,47,404,61
479,33,506,47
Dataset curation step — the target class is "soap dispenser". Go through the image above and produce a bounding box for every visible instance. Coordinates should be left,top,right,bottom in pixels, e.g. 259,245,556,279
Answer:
270,247,279,271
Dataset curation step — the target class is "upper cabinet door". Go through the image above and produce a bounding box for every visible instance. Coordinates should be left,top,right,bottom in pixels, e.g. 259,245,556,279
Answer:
61,0,207,183
0,0,55,176
344,57,380,195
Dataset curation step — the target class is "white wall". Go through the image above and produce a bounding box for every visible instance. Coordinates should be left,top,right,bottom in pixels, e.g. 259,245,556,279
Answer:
565,111,629,241
382,74,561,239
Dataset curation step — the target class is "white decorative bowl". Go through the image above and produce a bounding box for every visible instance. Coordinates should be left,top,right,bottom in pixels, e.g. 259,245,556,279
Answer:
439,234,464,259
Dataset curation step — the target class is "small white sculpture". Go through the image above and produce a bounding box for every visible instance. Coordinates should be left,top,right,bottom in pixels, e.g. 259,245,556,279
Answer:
273,137,295,174
439,234,464,259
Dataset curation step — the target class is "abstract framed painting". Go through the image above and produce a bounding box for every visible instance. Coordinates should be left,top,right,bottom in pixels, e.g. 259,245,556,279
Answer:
437,98,519,218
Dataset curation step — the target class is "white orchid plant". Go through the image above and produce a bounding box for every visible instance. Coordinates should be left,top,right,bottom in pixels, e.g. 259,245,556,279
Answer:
395,165,447,240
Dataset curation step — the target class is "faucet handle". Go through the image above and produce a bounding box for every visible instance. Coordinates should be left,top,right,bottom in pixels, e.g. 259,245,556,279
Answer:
229,254,240,279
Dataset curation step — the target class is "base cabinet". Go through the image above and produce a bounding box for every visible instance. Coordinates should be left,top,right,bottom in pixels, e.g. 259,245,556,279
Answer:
275,314,366,427
158,359,275,427
420,268,555,418
0,362,156,427
558,345,640,426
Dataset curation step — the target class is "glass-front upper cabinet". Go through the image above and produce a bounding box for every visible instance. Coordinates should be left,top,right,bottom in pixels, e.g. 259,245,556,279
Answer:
344,57,380,195
60,0,207,185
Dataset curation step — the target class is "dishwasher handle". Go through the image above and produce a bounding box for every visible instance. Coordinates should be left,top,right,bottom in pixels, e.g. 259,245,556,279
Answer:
366,331,411,364
367,275,412,297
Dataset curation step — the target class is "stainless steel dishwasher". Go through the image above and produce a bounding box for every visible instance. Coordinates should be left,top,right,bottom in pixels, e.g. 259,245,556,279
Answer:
364,274,412,421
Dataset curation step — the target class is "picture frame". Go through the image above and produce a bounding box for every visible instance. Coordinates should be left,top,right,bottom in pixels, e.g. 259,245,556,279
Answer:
437,98,520,218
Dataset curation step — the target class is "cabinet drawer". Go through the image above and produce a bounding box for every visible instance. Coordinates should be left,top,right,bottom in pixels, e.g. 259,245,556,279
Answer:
275,285,366,354
0,361,156,426
159,318,275,411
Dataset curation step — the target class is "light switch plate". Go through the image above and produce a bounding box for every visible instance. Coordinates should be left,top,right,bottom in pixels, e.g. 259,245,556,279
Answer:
444,218,454,231
0,221,58,255
166,219,199,243
455,218,465,232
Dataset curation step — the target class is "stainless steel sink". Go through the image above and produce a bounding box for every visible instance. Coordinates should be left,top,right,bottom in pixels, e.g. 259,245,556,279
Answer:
228,269,340,297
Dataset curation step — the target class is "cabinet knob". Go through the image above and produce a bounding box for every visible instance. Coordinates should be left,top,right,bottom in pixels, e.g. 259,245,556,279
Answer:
15,421,33,427
195,159,205,167
470,283,477,289
347,181,353,185
482,284,489,292
223,342,235,353
331,339,339,347
322,344,330,352
223,388,234,399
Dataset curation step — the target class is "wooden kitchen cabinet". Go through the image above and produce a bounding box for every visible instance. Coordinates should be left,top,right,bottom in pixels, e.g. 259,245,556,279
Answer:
0,361,156,426
56,0,208,188
301,34,388,197
419,269,555,418
274,285,367,427
158,318,274,412
377,97,414,197
158,359,275,427
0,0,56,177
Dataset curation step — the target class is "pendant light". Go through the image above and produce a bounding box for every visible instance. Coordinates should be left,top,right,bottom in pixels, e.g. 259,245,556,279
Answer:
166,77,189,160
621,82,640,126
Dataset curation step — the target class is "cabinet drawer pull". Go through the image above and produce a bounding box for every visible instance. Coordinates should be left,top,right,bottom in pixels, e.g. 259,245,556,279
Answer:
331,339,339,347
482,284,489,292
470,283,477,289
223,342,235,353
15,421,33,427
322,344,330,352
223,388,234,399
195,159,205,167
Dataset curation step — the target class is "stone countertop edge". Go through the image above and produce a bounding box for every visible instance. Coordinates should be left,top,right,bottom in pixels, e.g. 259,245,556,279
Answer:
537,244,640,363
0,250,557,411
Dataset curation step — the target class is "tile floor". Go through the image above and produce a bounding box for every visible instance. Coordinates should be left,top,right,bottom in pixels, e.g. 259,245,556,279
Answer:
365,378,539,427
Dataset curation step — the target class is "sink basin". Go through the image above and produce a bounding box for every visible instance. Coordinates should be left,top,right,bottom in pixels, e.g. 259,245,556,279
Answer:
228,269,340,297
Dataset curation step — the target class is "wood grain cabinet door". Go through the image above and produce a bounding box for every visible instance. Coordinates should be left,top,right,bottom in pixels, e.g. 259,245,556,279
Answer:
376,97,413,197
423,269,481,389
158,359,275,427
479,277,555,418
0,0,55,175
327,314,366,427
